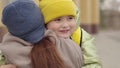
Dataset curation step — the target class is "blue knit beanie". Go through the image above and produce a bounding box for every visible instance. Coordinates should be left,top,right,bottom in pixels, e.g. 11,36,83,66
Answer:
2,0,45,43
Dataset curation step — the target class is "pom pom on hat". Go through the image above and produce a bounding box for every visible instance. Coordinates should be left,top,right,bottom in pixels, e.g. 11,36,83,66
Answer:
2,0,45,43
39,0,76,24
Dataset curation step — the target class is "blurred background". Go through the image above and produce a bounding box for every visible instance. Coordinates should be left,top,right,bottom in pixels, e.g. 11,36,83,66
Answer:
0,0,120,68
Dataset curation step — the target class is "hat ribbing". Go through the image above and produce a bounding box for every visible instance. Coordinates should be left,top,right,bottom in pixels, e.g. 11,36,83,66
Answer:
39,0,76,24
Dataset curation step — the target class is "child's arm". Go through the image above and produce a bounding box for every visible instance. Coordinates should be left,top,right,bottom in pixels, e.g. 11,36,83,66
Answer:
81,29,102,68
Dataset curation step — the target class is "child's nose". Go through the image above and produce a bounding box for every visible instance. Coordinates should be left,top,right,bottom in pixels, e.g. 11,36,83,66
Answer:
61,20,69,28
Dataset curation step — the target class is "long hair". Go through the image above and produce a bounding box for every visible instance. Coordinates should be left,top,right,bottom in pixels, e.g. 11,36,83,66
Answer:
30,36,65,68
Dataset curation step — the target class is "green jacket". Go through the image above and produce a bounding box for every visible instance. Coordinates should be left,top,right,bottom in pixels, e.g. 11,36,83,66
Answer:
71,5,102,68
71,26,102,68
81,29,102,68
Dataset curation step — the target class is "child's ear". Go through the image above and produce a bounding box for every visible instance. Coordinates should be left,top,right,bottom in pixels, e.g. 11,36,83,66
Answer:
44,24,48,29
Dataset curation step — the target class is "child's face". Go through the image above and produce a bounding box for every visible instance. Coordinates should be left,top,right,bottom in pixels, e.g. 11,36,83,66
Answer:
46,15,76,38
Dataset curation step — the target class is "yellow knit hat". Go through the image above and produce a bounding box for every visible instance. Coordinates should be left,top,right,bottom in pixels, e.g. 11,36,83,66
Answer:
39,0,76,24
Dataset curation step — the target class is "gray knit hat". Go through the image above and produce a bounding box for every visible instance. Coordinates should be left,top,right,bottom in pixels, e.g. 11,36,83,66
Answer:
2,0,45,43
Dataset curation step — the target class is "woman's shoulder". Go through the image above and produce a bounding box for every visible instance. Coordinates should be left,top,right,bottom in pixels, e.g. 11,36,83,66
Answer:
1,33,31,46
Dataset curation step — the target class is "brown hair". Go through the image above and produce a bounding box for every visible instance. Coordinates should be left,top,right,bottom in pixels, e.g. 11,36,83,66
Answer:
30,36,65,68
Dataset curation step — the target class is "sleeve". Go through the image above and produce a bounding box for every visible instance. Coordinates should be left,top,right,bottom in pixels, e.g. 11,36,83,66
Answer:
81,29,102,68
0,50,5,65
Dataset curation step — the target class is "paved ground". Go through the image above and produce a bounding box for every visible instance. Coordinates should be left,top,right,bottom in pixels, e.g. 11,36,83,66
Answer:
94,29,120,68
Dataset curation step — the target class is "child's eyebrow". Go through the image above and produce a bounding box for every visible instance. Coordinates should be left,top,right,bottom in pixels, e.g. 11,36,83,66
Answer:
54,17,62,20
69,15,73,16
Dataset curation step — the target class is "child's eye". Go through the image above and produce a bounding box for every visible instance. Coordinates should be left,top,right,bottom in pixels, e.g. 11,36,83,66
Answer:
69,17,73,19
68,16,74,20
54,18,61,21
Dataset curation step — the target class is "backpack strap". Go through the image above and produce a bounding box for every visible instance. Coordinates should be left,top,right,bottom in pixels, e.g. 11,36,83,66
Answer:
71,26,82,47
80,28,82,47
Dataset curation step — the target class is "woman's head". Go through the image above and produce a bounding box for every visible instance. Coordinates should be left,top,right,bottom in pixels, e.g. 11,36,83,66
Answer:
2,0,45,43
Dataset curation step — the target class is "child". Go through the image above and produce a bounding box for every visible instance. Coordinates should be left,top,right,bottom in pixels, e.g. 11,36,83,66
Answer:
0,0,83,68
39,0,102,68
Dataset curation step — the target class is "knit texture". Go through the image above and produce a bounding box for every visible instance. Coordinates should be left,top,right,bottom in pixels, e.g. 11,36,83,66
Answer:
39,0,76,24
2,0,45,43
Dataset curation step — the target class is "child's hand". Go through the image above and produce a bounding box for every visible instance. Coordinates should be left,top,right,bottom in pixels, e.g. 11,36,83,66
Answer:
0,64,16,68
